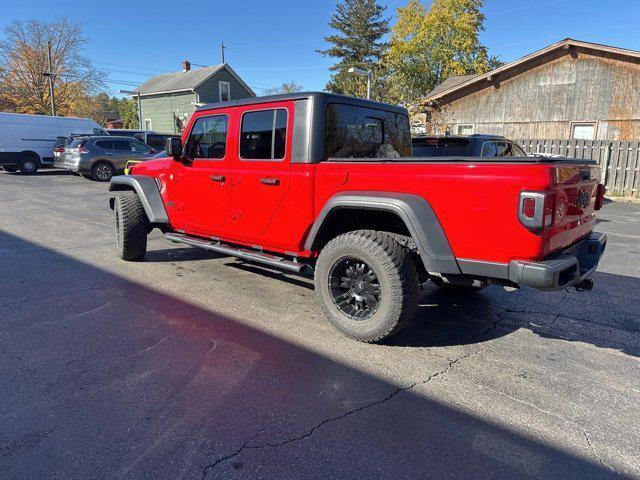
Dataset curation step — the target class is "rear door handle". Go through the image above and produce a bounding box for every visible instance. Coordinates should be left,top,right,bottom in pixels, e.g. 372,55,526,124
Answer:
260,177,280,186
209,175,226,182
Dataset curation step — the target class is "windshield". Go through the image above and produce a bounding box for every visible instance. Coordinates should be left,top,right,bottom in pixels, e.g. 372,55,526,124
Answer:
325,103,412,159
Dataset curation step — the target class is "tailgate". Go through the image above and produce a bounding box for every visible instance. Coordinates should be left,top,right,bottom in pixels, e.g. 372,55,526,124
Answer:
545,163,601,254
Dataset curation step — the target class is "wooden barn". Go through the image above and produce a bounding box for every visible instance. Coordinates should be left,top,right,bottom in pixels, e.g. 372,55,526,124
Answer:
420,39,640,141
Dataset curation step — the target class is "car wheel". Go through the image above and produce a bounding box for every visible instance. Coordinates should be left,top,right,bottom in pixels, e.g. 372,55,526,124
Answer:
19,156,40,174
3,166,18,173
314,230,420,343
114,191,149,261
92,162,114,182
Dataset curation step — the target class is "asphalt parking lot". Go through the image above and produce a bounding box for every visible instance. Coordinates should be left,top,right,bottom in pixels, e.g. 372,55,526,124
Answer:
1,169,639,480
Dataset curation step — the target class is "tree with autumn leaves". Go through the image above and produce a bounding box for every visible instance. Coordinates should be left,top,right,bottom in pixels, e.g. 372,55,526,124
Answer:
0,18,105,117
320,0,501,105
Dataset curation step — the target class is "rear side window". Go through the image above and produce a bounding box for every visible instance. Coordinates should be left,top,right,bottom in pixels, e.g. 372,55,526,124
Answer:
94,140,114,150
325,103,411,159
113,140,132,151
186,115,228,159
412,138,470,157
240,109,287,160
69,139,87,148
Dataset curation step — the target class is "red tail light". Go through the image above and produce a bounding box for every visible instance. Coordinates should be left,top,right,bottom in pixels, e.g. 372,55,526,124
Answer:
518,191,555,232
594,183,605,210
53,147,65,153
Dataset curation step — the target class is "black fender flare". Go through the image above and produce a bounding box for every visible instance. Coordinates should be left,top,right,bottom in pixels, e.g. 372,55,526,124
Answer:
304,192,461,274
109,175,169,224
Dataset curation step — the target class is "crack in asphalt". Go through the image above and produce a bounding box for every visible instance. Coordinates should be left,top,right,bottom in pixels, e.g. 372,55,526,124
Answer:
583,431,618,475
200,349,481,479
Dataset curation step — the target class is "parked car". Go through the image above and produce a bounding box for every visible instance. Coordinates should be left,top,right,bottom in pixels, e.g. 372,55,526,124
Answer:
108,92,606,343
412,134,527,157
106,129,179,150
57,136,158,181
0,112,108,174
53,134,92,165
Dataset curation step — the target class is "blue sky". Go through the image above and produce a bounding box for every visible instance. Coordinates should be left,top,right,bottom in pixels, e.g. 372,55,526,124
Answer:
1,0,638,96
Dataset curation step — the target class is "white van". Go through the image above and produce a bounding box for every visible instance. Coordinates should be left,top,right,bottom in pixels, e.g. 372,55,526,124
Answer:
0,113,108,174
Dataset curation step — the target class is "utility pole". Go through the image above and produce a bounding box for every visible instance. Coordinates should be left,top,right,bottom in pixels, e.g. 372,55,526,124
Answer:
220,42,226,63
42,41,57,116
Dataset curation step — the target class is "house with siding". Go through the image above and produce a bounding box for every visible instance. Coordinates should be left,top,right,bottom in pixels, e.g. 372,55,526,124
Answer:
135,61,255,134
420,39,640,141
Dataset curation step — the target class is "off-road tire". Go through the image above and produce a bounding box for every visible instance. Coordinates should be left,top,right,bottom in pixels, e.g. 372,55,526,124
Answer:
19,155,39,174
3,166,18,173
430,276,485,294
114,192,149,261
92,162,114,182
314,230,420,343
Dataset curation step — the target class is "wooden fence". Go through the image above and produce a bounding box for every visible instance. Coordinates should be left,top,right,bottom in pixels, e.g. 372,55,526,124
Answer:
517,139,640,197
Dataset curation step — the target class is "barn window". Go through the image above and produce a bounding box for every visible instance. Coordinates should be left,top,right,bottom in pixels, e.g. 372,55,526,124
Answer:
456,124,474,135
219,81,231,102
571,123,595,140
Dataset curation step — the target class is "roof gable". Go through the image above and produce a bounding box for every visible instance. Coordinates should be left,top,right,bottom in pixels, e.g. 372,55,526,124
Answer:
136,64,255,97
422,38,640,105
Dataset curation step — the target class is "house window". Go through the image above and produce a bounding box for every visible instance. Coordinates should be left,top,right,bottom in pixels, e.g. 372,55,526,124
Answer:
144,119,152,130
219,81,230,102
456,124,474,135
571,123,595,140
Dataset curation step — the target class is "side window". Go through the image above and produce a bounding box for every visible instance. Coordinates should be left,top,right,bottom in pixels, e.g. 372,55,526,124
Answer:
185,114,228,159
130,141,152,153
240,109,288,160
495,142,509,157
510,143,527,157
113,140,132,151
146,134,164,149
95,140,114,150
480,142,498,157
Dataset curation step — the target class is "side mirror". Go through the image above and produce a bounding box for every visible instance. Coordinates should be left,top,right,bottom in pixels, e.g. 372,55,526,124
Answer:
166,137,183,160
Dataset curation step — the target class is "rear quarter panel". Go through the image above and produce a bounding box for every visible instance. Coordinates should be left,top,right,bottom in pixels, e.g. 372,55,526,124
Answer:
314,161,558,264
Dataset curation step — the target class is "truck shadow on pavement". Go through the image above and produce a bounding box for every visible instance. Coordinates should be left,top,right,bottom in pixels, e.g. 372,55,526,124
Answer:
390,272,640,357
0,230,632,479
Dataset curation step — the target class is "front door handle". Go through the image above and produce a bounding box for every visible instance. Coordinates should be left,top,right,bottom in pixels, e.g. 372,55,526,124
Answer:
209,175,226,182
260,177,280,186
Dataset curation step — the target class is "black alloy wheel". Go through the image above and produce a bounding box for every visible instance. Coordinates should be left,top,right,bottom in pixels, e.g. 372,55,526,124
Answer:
328,256,381,320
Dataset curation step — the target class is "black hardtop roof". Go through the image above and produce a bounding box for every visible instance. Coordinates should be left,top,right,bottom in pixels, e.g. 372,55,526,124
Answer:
196,91,409,115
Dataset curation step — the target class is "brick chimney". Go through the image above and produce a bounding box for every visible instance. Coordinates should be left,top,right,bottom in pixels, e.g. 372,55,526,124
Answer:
182,60,191,73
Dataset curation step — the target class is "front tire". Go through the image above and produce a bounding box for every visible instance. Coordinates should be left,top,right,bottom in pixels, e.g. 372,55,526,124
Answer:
114,192,149,261
314,230,420,343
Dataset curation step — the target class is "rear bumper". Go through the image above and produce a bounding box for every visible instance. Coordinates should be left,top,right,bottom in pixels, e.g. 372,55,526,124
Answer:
508,232,607,291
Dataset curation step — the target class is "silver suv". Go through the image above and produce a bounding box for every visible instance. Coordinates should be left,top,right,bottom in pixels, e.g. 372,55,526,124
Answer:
56,136,158,181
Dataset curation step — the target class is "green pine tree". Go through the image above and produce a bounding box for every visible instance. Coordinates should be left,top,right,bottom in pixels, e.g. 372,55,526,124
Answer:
318,0,390,101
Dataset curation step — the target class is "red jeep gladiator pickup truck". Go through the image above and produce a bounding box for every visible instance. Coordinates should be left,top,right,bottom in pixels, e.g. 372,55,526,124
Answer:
109,92,607,342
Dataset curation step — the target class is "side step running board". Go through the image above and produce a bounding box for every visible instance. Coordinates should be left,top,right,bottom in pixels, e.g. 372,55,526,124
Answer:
165,233,307,274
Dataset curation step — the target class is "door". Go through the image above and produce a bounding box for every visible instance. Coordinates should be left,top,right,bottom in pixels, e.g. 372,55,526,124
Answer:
229,104,291,239
164,112,232,235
